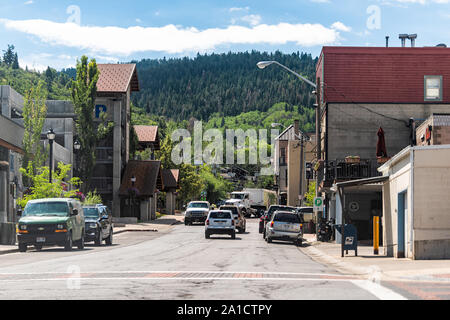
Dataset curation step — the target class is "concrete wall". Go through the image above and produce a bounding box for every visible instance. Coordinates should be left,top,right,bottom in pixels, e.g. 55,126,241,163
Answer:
381,146,450,259
0,85,23,117
413,147,450,259
0,222,16,245
326,103,450,160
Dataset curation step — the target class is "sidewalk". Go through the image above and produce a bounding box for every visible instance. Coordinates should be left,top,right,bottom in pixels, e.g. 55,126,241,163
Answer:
0,214,185,256
301,233,450,282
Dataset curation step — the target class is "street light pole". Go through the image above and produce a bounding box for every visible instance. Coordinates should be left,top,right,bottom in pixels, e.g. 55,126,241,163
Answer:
47,128,56,184
259,60,319,231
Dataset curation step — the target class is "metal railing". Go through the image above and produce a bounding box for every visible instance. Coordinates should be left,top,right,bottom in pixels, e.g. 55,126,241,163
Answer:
323,158,382,182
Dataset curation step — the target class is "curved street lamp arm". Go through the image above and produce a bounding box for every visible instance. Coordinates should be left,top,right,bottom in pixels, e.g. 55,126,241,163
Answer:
272,61,317,89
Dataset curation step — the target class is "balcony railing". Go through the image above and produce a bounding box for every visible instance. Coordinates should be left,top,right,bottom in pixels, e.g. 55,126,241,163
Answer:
90,177,113,193
323,158,382,182
96,147,113,163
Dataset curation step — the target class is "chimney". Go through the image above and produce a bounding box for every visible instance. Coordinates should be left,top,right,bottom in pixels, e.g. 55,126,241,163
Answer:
399,34,408,47
408,34,417,47
294,120,299,139
386,36,389,48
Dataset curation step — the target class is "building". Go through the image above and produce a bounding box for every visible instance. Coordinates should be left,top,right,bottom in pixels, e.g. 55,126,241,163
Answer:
134,125,160,160
273,120,316,206
316,45,450,240
378,145,450,259
91,64,140,217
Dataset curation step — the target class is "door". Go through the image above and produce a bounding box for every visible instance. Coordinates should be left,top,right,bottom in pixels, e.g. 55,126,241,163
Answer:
397,192,407,258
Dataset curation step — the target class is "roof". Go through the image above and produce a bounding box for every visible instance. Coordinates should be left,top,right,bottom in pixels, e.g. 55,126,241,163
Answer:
97,64,139,94
275,125,310,141
317,46,450,104
332,175,389,189
119,160,162,197
161,169,180,191
134,125,158,143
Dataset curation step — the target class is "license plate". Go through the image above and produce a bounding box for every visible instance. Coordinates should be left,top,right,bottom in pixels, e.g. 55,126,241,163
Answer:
36,237,46,243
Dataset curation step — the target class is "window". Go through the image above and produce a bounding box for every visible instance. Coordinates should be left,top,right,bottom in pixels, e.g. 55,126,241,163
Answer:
424,76,443,101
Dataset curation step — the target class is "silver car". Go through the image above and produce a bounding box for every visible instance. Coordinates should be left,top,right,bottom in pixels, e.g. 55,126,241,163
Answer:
205,210,236,239
264,211,304,246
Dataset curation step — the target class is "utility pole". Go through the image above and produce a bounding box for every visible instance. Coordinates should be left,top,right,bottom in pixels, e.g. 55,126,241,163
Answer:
315,82,321,235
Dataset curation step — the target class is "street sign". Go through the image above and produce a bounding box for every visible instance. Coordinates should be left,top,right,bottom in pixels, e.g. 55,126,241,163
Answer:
313,197,324,211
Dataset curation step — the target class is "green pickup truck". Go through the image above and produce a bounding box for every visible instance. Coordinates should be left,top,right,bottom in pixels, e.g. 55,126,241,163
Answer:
17,198,85,252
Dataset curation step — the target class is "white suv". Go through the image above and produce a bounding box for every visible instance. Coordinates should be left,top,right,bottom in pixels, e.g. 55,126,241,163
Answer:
205,210,236,239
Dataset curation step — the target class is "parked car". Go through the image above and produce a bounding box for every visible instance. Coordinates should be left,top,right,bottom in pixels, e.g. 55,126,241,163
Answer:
264,211,304,246
220,205,246,233
83,205,113,246
17,198,85,252
184,201,211,225
259,205,297,236
205,210,236,239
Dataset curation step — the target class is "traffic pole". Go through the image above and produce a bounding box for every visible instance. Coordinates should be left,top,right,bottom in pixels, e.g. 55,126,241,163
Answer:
373,216,379,255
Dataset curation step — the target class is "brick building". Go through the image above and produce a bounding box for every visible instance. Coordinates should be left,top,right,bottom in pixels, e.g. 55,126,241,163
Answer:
316,45,450,240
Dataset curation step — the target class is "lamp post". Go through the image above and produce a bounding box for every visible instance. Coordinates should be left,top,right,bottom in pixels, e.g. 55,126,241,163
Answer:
130,176,136,216
272,123,309,207
47,128,56,183
73,140,81,177
258,60,320,235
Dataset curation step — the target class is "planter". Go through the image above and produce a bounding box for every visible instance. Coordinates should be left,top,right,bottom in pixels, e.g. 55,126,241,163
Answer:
345,156,360,164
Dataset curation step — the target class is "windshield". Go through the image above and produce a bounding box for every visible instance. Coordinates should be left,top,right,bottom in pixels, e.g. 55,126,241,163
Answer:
209,211,231,219
268,206,296,216
83,208,100,218
274,213,301,223
231,193,246,200
188,202,209,209
23,202,69,217
298,208,313,213
220,206,238,215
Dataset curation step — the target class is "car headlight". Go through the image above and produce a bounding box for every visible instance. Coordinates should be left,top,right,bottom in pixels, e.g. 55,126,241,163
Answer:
19,224,27,230
89,223,97,229
57,224,65,230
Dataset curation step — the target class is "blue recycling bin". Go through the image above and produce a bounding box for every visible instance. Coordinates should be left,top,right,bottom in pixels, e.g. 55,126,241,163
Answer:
334,224,358,257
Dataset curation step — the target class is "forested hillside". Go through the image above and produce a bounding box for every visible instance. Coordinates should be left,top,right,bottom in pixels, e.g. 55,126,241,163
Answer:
131,51,318,121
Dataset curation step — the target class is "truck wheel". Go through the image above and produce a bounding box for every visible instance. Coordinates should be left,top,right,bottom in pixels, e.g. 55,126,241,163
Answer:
77,233,85,250
295,239,303,247
64,232,73,251
267,237,272,243
205,231,210,239
95,230,102,246
18,244,27,252
231,231,236,239
34,245,42,251
105,229,113,246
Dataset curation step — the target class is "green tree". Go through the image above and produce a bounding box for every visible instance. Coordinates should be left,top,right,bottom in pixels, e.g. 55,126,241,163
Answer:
304,181,316,207
71,56,113,192
2,45,16,67
18,162,81,208
21,81,48,188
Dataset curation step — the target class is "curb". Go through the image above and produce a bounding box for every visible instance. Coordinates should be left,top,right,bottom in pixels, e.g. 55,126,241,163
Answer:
0,248,18,255
300,240,384,280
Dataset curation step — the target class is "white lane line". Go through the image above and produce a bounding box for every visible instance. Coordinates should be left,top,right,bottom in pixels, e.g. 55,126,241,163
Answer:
0,277,358,283
0,270,353,277
350,280,407,300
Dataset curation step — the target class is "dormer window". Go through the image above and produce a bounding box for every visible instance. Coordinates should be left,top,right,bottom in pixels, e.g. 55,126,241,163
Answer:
424,76,443,101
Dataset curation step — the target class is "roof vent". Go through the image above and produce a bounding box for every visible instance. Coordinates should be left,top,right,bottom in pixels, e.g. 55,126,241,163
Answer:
399,34,417,47
436,43,447,48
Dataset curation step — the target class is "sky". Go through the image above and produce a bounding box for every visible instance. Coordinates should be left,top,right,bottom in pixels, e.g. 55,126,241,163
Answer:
0,0,449,71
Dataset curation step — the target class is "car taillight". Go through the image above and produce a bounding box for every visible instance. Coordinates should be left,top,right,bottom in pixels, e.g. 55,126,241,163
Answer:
270,221,274,227
206,219,209,225
231,220,235,226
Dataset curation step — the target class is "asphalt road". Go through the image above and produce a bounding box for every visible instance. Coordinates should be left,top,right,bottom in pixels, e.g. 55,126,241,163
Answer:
0,219,405,300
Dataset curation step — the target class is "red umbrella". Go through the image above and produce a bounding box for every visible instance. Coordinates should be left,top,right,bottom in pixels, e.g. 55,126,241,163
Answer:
376,127,388,158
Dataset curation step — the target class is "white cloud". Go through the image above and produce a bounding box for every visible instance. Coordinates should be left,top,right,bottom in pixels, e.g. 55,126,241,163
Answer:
310,0,331,3
0,19,343,56
229,7,250,13
24,1,33,5
240,15,262,26
383,0,449,4
331,21,352,32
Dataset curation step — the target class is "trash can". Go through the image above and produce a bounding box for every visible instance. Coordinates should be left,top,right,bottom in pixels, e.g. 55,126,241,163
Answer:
334,224,358,257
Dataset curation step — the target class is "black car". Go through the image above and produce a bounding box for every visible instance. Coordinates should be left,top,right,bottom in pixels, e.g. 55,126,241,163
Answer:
82,205,113,246
259,205,297,236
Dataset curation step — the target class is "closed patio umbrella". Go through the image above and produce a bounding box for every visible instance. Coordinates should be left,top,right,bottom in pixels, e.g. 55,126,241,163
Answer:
376,127,388,158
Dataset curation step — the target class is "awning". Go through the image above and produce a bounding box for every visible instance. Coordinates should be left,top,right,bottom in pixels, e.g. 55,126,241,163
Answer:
331,175,389,191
